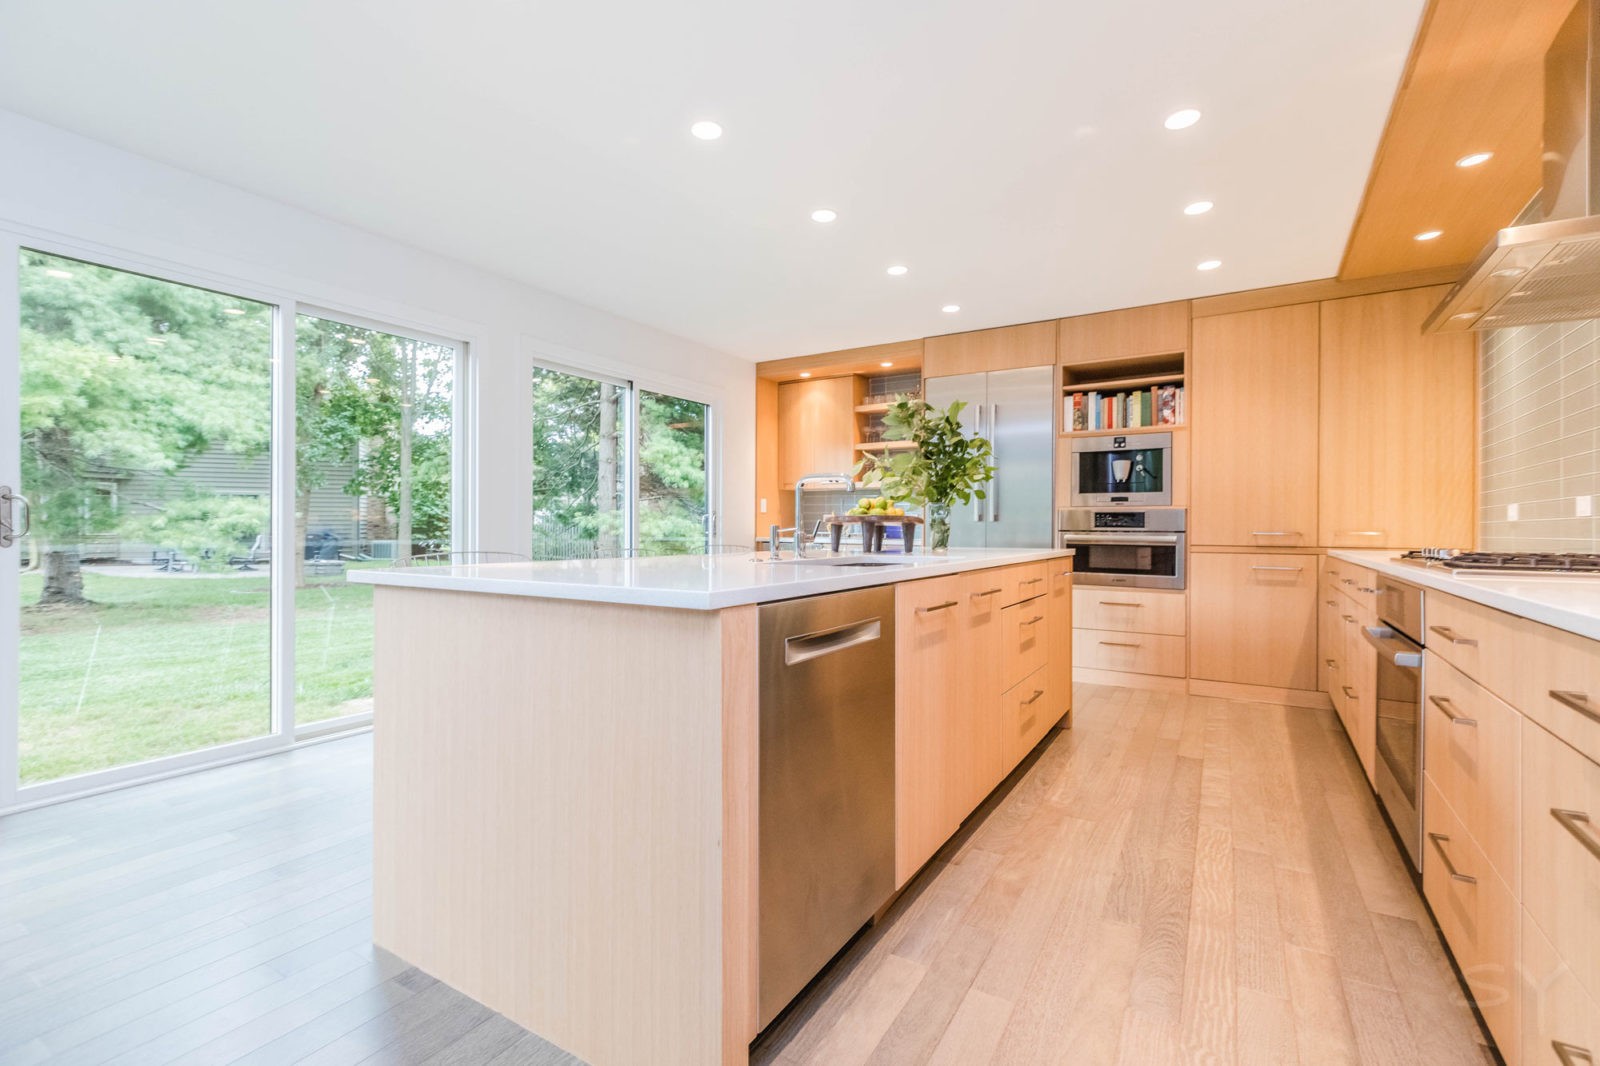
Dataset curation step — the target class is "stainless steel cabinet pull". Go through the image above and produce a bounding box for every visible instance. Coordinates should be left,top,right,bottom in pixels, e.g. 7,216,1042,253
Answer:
1428,833,1476,884
1342,685,1358,700
973,587,1003,597
1550,690,1600,724
1099,640,1141,648
1021,577,1043,586
1023,689,1044,706
1357,586,1378,594
1342,578,1356,585
990,404,1000,521
1428,625,1478,647
0,486,32,550
1326,599,1337,607
1428,694,1477,727
974,405,987,522
1057,570,1072,577
917,600,959,615
1250,531,1295,536
1099,600,1143,607
1551,809,1600,863
1253,565,1304,572
1552,1039,1594,1066
1020,615,1044,626
1342,614,1356,623
1325,658,1337,668
1362,625,1422,668
784,618,882,666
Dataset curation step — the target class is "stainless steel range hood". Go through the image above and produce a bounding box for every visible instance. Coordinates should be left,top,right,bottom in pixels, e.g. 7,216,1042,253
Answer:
1426,0,1600,332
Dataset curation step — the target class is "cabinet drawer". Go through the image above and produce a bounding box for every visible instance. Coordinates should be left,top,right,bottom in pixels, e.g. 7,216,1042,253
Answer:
1000,563,1050,607
1002,665,1052,771
1424,651,1521,892
1001,597,1048,690
1522,717,1600,1004
1511,619,1600,768
1425,591,1513,700
1423,774,1520,1055
1074,627,1186,677
1071,587,1186,635
1521,907,1599,1066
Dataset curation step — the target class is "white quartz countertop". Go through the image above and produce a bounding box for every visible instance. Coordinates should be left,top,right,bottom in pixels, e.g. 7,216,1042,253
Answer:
1329,549,1600,642
348,547,1075,611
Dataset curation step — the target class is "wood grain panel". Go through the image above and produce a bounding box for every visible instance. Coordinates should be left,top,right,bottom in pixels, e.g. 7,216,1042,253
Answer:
756,339,924,382
895,575,965,886
1072,587,1187,636
371,587,726,1066
924,321,1056,377
720,605,759,1062
1057,301,1189,366
1341,0,1574,280
1072,627,1187,677
1319,287,1477,549
776,376,859,494
1190,267,1465,318
1046,561,1074,728
755,377,779,532
1187,552,1319,691
1189,303,1320,547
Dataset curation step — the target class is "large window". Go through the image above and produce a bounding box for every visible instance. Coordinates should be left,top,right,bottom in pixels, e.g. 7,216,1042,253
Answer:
294,314,455,727
3,248,465,801
14,250,274,785
530,365,713,559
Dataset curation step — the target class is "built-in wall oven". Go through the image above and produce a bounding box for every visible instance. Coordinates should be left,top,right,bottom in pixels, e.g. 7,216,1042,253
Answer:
1362,578,1424,871
1057,508,1185,590
1069,432,1174,507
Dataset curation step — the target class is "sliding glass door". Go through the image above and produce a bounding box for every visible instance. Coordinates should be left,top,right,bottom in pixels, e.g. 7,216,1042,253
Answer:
531,365,714,559
8,250,275,789
0,245,467,806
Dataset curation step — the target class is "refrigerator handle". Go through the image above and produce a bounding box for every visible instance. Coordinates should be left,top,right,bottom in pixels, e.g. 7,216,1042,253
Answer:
990,404,1000,522
973,403,986,522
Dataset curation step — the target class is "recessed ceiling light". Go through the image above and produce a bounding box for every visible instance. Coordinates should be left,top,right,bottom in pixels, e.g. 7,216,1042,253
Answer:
1197,259,1222,271
1184,200,1214,216
799,371,811,378
222,307,246,315
1456,152,1494,168
44,267,73,279
1415,230,1443,241
941,304,961,313
880,361,894,368
690,120,723,141
886,264,908,276
1164,109,1202,130
810,208,838,223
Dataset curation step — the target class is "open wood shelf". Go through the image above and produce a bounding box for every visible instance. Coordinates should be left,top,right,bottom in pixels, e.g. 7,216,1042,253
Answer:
854,402,891,414
1058,424,1185,439
855,440,917,451
1061,371,1184,393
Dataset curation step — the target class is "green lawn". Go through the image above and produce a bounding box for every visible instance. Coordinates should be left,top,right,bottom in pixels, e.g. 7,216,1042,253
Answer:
18,566,376,785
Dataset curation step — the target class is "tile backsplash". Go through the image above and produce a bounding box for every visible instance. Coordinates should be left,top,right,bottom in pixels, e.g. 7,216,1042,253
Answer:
1480,319,1600,551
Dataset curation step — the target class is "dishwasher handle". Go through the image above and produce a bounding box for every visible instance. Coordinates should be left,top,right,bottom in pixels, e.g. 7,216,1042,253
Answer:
1362,625,1421,669
784,618,883,666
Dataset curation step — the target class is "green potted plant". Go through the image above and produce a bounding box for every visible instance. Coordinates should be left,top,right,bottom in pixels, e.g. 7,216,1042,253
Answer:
854,397,996,553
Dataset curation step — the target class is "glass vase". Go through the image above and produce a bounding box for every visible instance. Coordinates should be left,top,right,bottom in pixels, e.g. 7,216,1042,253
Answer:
927,501,952,553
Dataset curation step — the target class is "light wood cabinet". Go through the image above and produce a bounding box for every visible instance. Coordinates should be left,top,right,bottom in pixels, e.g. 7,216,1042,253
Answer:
1001,665,1053,772
776,376,859,493
1073,628,1187,676
1188,552,1319,691
1335,595,1377,783
924,321,1056,378
958,569,1005,813
1520,908,1599,1066
1189,304,1320,547
1318,286,1476,549
894,574,964,884
1521,717,1600,1009
1424,652,1521,892
1001,596,1049,691
1072,587,1186,635
1057,300,1189,366
1046,562,1074,729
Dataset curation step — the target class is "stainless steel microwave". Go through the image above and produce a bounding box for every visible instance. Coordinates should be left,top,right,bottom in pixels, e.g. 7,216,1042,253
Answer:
1069,432,1173,507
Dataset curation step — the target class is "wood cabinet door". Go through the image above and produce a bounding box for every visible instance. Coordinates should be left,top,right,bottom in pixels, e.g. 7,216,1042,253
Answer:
1190,304,1320,547
924,321,1056,377
1338,600,1377,783
1188,552,1319,691
776,377,858,492
1057,301,1189,365
1046,563,1074,729
894,575,964,885
958,569,1006,811
1319,286,1476,549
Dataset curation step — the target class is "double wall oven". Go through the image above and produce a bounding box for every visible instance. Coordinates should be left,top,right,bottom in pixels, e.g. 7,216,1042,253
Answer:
1057,508,1186,590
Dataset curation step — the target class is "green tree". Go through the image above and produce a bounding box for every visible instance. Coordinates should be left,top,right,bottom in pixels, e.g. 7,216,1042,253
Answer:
637,391,708,553
530,367,624,557
18,250,271,604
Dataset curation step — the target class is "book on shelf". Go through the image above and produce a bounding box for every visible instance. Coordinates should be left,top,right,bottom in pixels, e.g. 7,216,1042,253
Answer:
1063,382,1184,431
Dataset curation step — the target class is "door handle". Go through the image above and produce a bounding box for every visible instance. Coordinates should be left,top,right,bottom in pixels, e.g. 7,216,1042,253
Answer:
1362,625,1422,668
1251,565,1303,572
1341,685,1357,700
916,600,959,615
1550,690,1599,724
0,486,32,549
990,404,1000,522
974,404,987,523
1428,625,1478,647
1551,1041,1593,1066
1099,601,1142,607
1551,808,1600,863
783,618,882,666
1428,694,1477,727
1427,833,1476,884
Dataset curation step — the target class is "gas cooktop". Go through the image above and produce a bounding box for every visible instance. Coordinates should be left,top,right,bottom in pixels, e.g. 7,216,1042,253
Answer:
1397,549,1600,574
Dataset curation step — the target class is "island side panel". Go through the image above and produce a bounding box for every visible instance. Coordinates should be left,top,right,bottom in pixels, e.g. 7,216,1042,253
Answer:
372,586,725,1066
720,604,758,1063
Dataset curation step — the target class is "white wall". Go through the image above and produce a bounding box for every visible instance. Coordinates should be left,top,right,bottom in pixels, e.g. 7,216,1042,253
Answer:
0,109,757,552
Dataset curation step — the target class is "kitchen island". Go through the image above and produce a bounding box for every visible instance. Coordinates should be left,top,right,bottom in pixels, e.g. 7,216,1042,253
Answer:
351,548,1074,1066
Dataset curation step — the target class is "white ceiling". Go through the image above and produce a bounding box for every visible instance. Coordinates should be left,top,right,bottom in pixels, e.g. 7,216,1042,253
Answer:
0,0,1425,360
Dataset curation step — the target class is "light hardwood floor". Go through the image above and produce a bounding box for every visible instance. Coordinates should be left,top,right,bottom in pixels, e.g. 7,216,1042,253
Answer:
752,683,1498,1066
0,735,574,1066
0,685,1496,1065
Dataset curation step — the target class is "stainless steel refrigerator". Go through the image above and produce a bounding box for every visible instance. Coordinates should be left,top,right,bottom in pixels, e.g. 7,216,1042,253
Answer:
923,365,1055,548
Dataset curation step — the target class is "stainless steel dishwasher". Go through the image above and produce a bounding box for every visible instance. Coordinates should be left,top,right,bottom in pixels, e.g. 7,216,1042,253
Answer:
758,585,895,1030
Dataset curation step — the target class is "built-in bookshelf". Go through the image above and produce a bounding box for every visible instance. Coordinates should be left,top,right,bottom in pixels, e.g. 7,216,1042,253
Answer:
1060,352,1185,436
855,370,922,451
